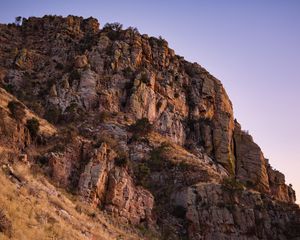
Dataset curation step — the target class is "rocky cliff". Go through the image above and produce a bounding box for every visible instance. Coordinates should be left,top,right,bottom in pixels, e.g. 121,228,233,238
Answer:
0,15,299,240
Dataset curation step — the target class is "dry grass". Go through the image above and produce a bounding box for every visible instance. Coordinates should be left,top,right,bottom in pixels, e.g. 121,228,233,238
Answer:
0,88,57,136
0,163,141,240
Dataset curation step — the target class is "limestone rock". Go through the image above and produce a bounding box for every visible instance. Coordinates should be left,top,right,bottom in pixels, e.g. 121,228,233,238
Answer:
267,165,296,203
78,143,116,205
0,15,298,239
234,121,270,193
174,183,300,240
48,139,91,188
74,55,88,68
78,69,98,109
105,167,154,225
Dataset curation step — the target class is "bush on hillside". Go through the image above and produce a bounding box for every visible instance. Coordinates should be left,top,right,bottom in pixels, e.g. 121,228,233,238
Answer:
129,118,152,137
26,118,40,138
222,177,244,192
7,100,26,122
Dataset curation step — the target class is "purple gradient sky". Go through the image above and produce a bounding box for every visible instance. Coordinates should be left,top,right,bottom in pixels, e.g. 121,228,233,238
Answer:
1,0,300,202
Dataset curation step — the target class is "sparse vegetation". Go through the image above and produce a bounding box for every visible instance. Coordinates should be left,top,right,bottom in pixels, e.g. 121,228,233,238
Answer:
103,22,123,41
103,22,123,32
2,84,14,94
129,118,152,137
7,100,26,122
26,117,40,138
123,67,134,79
0,165,136,240
135,163,151,186
69,69,81,84
222,177,244,192
148,143,170,171
114,151,129,167
45,105,61,124
98,111,111,123
157,36,167,47
94,133,118,149
15,16,22,26
140,72,149,84
127,26,140,35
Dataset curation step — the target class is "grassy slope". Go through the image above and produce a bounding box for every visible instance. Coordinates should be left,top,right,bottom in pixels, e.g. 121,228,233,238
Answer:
0,164,141,240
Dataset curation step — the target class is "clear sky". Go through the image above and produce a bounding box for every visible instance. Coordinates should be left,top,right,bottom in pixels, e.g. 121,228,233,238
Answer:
1,0,299,203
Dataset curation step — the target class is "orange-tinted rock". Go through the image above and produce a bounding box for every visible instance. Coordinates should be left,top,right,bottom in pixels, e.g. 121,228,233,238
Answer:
233,121,270,193
105,167,154,225
74,55,88,68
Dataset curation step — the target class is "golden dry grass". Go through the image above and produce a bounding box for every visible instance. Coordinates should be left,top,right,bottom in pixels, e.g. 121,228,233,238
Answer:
0,88,57,136
0,163,142,240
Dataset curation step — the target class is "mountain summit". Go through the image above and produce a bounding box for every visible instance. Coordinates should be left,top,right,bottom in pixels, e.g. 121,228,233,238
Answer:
0,15,299,239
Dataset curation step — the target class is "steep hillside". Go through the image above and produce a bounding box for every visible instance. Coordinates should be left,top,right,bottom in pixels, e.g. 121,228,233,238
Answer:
0,15,299,240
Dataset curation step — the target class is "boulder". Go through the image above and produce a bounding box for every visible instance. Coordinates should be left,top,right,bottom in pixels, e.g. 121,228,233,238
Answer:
74,55,88,68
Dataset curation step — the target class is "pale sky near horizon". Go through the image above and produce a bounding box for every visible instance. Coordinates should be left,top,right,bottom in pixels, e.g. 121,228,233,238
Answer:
1,0,299,203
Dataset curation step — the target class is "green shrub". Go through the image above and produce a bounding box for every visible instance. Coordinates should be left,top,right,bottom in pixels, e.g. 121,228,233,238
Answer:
7,100,26,122
157,36,167,47
103,22,123,41
114,152,129,167
55,62,64,70
45,106,61,124
140,72,149,84
115,156,128,167
127,26,140,35
129,118,152,137
177,161,190,171
135,163,151,185
36,155,48,166
94,134,118,149
103,22,123,32
149,143,170,171
69,69,81,84
3,84,14,93
222,177,244,192
26,118,40,138
123,67,134,79
63,125,78,142
98,111,111,123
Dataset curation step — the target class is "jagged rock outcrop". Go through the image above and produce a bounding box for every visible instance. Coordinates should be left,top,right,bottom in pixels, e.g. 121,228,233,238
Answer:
173,183,300,240
105,167,154,225
78,143,116,205
267,164,296,203
0,15,299,240
234,121,270,193
48,138,91,188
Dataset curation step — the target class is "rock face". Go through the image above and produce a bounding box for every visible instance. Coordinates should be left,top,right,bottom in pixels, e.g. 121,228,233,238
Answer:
0,15,299,239
78,143,115,205
234,121,270,193
174,183,300,240
105,167,154,225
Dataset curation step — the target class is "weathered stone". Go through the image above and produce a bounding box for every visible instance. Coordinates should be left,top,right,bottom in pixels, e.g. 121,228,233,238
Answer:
74,55,88,68
234,121,270,193
0,15,298,239
105,167,154,225
78,143,116,205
